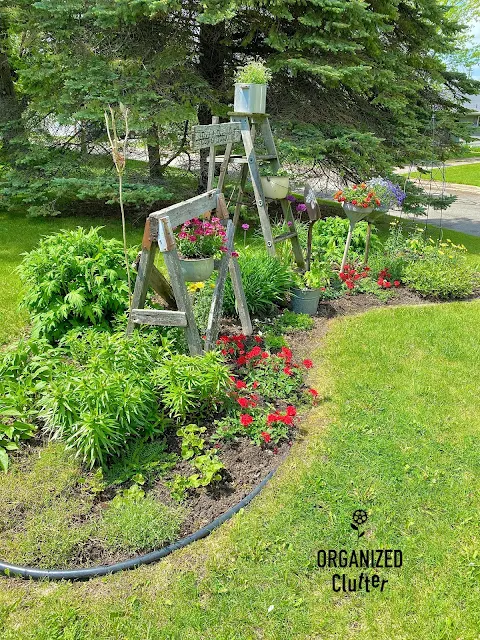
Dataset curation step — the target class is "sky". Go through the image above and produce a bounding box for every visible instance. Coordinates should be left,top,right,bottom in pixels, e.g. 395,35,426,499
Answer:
470,22,480,80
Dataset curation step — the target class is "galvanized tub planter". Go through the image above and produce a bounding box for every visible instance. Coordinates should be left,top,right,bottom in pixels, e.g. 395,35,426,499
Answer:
179,257,215,282
260,176,290,200
291,287,321,315
234,83,267,114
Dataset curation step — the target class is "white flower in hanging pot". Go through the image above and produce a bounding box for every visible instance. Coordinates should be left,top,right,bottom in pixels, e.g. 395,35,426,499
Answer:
233,60,272,114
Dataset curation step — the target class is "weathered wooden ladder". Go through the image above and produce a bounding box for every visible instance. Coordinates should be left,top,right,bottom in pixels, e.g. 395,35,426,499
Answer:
126,189,252,355
208,112,305,270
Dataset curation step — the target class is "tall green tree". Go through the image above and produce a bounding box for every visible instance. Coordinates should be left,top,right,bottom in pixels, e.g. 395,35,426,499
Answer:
1,0,479,212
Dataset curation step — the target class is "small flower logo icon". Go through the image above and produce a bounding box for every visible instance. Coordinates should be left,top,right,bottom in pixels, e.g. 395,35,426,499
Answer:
351,510,368,538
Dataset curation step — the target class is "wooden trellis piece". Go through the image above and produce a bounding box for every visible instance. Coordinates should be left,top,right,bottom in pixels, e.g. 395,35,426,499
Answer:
126,190,252,355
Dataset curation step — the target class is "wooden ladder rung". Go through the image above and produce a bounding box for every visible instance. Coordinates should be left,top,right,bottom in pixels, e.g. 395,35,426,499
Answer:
130,309,188,327
273,231,299,243
210,154,277,164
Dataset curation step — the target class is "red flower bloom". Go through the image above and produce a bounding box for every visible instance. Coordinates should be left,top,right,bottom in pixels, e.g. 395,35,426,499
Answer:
246,346,262,359
279,347,292,362
240,414,253,426
261,431,271,443
252,381,259,389
261,351,269,359
308,388,318,397
283,366,293,376
237,355,247,365
281,415,293,425
237,397,249,408
303,359,313,369
267,413,280,424
394,280,400,287
254,336,262,343
235,380,247,389
286,405,297,416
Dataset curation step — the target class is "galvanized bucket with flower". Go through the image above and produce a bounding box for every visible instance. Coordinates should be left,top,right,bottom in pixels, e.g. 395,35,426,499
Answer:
333,183,382,223
176,217,227,282
332,183,382,271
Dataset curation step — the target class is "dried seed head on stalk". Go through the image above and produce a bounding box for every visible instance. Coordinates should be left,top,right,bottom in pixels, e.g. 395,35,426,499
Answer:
104,105,132,311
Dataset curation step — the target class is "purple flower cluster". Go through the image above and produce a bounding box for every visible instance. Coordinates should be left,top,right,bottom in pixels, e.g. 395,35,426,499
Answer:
368,177,406,207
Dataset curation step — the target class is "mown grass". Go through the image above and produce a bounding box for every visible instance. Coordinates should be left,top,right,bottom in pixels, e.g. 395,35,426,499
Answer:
1,300,479,638
409,161,480,186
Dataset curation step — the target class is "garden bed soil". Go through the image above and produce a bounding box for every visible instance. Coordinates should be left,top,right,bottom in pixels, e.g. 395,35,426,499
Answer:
3,288,480,572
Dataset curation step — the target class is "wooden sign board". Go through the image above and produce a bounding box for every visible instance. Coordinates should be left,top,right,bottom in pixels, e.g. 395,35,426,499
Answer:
304,182,321,221
191,122,242,150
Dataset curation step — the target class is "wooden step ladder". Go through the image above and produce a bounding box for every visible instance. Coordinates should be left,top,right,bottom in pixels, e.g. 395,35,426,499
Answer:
210,112,305,270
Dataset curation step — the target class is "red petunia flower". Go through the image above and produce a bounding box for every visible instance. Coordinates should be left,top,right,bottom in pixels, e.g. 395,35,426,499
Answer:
240,414,253,426
261,431,271,443
303,359,313,369
286,405,297,417
281,415,293,425
267,413,280,424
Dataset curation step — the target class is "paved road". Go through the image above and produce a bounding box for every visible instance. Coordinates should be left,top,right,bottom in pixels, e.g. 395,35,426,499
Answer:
409,185,480,237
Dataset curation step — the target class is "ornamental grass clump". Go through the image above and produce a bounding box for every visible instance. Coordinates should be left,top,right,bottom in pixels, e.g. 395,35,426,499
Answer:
176,217,227,259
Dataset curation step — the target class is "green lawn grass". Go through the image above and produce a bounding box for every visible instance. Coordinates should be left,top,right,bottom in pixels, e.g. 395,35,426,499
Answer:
1,300,479,638
409,161,480,186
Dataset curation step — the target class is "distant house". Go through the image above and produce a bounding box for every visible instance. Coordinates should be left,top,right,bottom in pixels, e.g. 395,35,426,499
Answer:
462,95,480,142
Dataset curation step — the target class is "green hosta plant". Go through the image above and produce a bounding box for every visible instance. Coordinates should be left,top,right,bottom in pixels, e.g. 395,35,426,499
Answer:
153,351,232,421
234,60,272,84
18,227,136,342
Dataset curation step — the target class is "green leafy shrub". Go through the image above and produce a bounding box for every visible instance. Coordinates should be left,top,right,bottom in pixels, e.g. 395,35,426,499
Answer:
18,227,136,341
39,330,173,467
234,60,272,84
0,338,62,471
274,310,314,332
154,351,232,421
312,218,379,264
403,256,477,300
99,486,184,552
223,252,294,317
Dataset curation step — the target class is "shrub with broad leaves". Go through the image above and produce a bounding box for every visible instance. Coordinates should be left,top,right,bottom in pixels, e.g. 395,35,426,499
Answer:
18,227,135,342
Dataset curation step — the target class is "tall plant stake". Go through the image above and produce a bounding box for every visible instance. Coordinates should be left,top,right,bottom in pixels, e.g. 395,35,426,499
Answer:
104,104,132,310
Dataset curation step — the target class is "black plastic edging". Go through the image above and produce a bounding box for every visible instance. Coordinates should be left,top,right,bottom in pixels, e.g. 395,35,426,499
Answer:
0,470,275,581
